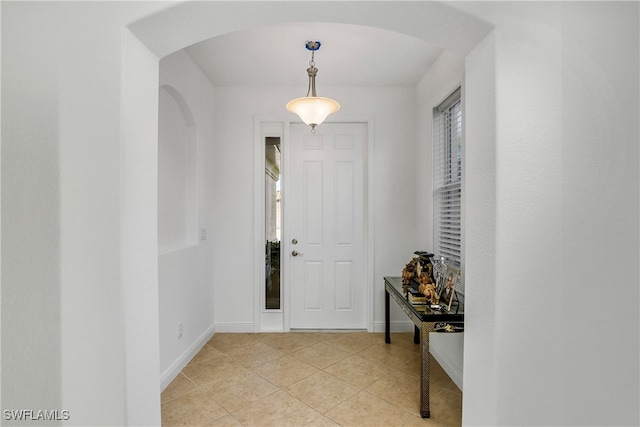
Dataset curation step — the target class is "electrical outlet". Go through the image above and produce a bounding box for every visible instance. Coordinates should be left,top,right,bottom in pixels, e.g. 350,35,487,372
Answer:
177,322,183,340
199,228,207,241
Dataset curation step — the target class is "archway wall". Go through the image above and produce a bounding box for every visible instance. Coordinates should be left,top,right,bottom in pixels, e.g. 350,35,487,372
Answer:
457,2,639,426
130,1,491,60
129,2,492,327
127,4,493,427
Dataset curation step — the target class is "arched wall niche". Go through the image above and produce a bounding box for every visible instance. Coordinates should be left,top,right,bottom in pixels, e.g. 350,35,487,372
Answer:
159,84,196,126
158,85,199,252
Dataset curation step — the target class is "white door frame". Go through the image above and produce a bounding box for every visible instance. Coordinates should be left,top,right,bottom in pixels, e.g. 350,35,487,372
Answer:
253,115,375,332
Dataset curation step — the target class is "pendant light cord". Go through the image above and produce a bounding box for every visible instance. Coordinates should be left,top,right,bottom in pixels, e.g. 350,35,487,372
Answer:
306,44,318,97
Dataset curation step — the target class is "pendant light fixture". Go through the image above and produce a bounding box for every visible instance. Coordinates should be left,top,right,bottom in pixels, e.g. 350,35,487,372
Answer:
286,41,340,133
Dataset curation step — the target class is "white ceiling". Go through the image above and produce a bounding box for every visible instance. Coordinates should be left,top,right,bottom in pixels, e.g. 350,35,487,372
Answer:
184,22,444,88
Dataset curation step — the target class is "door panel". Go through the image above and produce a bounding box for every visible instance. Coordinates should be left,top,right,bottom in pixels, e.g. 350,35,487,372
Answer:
334,261,353,310
303,261,323,310
335,161,356,245
303,161,323,245
289,122,366,329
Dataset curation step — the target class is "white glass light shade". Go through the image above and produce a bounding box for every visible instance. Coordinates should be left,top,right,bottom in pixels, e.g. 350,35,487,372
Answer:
286,96,340,127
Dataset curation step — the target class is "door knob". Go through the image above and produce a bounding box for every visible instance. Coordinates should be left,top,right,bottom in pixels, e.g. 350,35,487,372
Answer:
292,250,304,257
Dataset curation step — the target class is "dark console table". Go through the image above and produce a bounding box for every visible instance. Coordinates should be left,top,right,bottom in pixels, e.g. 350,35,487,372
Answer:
384,276,464,418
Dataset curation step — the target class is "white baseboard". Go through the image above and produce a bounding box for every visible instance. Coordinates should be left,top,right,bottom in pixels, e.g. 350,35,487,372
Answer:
373,320,414,333
160,323,216,391
214,322,255,333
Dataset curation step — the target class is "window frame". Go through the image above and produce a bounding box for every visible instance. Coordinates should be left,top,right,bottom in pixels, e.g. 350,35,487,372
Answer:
433,87,463,294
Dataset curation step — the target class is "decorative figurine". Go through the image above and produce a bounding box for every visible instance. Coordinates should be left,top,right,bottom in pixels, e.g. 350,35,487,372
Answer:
401,252,438,296
418,272,439,304
402,258,418,285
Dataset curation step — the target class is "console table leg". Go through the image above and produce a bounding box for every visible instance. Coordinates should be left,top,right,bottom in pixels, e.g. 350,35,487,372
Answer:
420,322,436,418
414,325,420,344
385,290,391,344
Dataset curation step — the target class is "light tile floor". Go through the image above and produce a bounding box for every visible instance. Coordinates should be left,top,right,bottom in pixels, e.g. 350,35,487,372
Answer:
161,332,462,426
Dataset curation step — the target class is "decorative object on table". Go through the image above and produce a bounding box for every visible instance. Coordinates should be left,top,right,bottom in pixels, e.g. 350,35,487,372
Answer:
402,251,434,285
439,265,460,311
431,256,447,295
417,272,439,304
434,322,464,332
407,287,427,305
401,259,417,286
401,251,437,294
414,251,434,282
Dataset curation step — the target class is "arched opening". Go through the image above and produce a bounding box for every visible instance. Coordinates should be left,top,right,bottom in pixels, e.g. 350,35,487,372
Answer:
121,2,495,424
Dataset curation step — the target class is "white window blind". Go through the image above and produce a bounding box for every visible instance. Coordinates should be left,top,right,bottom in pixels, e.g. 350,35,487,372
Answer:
433,88,463,291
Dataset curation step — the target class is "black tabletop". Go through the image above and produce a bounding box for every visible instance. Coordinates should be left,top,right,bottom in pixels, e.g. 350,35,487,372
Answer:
384,276,464,323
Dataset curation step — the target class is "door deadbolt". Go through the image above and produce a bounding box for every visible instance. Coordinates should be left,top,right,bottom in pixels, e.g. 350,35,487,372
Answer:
292,238,298,245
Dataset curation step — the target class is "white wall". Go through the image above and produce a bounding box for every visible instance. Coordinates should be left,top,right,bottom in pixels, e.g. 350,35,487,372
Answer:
459,2,639,425
557,3,639,424
211,85,419,331
2,3,63,418
2,2,164,425
158,50,216,385
461,30,499,426
121,20,165,426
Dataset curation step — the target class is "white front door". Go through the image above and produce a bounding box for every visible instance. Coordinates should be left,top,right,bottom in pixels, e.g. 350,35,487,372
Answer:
288,122,366,329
